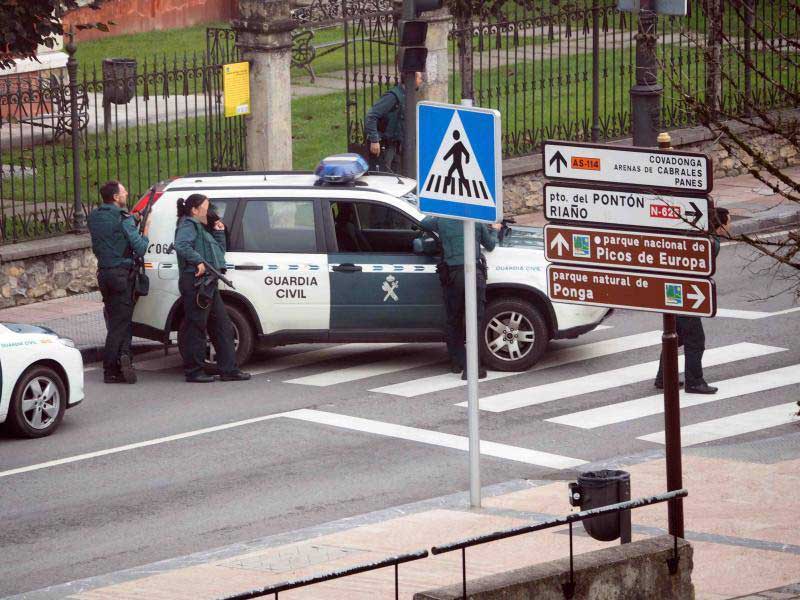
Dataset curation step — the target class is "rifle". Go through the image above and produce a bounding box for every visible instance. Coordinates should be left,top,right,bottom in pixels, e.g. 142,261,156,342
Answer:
131,185,157,300
200,260,235,290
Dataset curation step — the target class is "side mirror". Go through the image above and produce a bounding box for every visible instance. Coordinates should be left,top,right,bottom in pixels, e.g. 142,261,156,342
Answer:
413,236,438,255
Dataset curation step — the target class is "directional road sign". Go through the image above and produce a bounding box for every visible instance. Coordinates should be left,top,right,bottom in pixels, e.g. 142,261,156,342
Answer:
544,225,715,276
544,183,709,232
543,140,712,193
547,265,716,317
417,101,502,223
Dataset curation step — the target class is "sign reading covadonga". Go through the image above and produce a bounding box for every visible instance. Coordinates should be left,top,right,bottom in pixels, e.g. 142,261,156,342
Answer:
547,265,716,317
544,183,709,232
544,225,715,276
543,141,712,193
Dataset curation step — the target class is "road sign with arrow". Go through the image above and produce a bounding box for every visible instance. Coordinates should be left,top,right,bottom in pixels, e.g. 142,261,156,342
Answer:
544,183,710,232
547,265,716,317
543,140,712,193
544,224,715,276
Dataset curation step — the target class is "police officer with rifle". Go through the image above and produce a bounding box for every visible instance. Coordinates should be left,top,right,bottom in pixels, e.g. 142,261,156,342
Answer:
88,180,151,384
174,193,251,383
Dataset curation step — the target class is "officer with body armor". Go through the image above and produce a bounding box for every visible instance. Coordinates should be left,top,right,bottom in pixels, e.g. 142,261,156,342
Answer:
364,71,423,173
88,180,150,384
421,216,501,379
174,193,251,383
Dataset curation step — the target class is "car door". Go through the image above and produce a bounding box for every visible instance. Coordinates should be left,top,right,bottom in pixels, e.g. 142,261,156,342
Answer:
226,197,330,337
326,198,444,337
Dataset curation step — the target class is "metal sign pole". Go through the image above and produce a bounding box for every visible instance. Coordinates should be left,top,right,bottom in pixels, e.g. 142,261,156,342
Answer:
460,98,481,508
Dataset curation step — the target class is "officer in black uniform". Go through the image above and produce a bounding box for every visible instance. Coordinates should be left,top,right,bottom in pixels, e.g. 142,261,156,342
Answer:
174,193,251,383
88,180,150,384
421,216,500,379
654,206,729,394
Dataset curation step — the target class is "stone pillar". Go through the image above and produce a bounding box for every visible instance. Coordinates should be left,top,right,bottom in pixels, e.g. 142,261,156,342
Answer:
419,6,451,104
233,0,295,171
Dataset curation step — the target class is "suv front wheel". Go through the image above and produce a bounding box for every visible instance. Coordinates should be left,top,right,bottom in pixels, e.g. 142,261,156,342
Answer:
481,297,548,372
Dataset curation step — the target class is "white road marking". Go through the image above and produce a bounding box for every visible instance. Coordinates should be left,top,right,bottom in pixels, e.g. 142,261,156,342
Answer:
371,331,663,398
468,343,785,413
248,343,407,376
283,409,586,469
548,365,800,429
286,355,437,386
715,307,800,320
638,402,799,446
0,412,288,479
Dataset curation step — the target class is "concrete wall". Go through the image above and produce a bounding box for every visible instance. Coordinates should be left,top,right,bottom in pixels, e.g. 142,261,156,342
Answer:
64,0,237,41
414,535,694,600
0,235,97,309
500,110,800,218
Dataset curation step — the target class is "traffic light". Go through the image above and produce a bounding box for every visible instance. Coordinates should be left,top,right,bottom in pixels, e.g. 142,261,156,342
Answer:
397,0,443,73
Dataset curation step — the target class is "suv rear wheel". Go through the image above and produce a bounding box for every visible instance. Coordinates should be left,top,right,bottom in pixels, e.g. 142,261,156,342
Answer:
481,298,548,372
177,303,255,368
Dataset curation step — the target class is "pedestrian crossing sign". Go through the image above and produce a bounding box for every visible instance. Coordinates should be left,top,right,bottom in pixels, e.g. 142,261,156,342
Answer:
417,101,502,223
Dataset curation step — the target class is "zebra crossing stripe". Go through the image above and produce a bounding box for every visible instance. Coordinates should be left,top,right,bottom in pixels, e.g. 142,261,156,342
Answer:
468,343,786,413
371,330,660,398
638,402,799,446
286,354,438,387
283,409,586,469
547,364,800,429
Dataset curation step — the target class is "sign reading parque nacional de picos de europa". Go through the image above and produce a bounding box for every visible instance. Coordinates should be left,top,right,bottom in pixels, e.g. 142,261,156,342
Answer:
542,139,716,317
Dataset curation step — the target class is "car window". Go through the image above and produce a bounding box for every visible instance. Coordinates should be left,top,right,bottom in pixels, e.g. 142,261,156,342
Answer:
356,203,416,231
241,200,317,253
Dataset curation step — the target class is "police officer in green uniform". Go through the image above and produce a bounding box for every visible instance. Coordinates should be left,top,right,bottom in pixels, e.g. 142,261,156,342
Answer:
88,180,150,384
421,216,501,379
364,72,423,173
654,206,729,394
174,194,251,383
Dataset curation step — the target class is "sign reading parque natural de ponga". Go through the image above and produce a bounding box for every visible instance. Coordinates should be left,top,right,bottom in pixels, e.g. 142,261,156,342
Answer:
542,139,716,317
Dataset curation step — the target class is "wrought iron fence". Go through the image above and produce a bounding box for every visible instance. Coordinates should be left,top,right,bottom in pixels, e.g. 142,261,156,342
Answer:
0,41,246,245
449,0,800,158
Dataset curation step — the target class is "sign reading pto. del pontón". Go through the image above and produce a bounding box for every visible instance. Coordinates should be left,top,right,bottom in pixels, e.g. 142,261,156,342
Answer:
544,183,710,232
543,140,712,193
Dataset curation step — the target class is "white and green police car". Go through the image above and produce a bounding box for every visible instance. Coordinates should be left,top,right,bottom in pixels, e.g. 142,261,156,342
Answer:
131,156,609,372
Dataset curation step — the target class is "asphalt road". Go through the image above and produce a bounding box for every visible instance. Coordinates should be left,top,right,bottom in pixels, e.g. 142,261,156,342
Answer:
1,237,798,597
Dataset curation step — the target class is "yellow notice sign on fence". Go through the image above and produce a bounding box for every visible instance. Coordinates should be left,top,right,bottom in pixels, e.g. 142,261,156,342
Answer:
223,62,250,118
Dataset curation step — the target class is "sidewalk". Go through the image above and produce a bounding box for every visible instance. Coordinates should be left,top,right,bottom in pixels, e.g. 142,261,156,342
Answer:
12,438,800,599
0,167,797,356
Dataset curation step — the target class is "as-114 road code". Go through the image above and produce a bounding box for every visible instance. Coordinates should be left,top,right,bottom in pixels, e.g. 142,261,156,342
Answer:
544,183,709,232
544,225,715,276
547,265,716,317
543,141,712,193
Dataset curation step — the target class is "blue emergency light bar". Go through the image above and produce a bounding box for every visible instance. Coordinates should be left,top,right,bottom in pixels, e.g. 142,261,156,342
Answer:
315,154,369,184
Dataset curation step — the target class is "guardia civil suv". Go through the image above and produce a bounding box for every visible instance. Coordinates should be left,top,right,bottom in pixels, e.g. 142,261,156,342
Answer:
131,156,609,372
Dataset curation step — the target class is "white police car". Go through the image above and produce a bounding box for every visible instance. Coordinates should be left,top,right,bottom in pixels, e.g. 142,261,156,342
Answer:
131,155,609,372
0,323,84,438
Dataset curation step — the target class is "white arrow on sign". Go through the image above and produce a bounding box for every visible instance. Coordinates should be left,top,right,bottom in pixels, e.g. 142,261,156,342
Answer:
550,232,570,256
687,285,706,309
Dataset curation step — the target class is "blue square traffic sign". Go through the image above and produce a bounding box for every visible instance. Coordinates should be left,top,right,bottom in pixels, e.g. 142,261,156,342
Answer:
417,102,502,223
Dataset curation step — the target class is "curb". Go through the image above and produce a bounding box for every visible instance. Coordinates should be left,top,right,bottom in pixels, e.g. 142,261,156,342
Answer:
728,206,800,236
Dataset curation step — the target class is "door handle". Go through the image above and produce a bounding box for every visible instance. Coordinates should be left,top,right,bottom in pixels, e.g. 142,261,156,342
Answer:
332,263,362,272
234,264,263,271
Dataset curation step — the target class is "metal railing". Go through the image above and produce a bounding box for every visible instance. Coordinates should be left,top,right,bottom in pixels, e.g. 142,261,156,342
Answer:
220,549,429,600
216,488,687,600
449,0,800,158
431,488,689,599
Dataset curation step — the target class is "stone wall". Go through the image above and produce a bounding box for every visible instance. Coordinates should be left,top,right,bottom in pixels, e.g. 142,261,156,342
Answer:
414,535,694,600
500,110,800,218
0,235,97,309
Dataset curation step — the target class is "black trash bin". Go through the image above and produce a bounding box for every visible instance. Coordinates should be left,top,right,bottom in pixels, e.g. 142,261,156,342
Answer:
569,469,631,543
102,58,137,105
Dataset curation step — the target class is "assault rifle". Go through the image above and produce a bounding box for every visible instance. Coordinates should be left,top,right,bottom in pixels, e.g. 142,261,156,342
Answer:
200,260,235,290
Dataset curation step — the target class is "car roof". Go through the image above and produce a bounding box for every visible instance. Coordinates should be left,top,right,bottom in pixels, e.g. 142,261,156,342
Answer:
164,171,417,198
